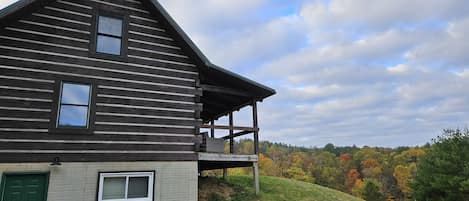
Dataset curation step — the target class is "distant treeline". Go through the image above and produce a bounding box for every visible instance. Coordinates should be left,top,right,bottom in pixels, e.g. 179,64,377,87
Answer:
213,135,420,200
224,129,468,201
224,139,427,200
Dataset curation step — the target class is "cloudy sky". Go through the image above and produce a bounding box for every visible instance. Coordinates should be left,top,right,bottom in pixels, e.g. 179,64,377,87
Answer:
1,0,468,147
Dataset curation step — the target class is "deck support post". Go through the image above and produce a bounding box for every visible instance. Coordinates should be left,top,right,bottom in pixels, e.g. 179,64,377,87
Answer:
253,162,259,194
223,168,228,180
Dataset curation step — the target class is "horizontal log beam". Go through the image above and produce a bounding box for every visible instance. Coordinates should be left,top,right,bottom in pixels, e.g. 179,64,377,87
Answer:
200,124,258,132
222,130,253,140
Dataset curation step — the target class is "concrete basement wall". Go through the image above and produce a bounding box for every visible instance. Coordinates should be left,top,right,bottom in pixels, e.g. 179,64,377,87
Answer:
0,161,198,201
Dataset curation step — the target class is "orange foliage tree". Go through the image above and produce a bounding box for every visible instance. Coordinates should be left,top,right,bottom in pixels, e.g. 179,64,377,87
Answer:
345,169,362,193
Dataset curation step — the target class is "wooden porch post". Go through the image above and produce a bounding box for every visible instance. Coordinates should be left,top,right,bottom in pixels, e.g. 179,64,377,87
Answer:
224,113,234,180
252,101,260,194
210,120,215,138
252,101,259,155
229,112,234,154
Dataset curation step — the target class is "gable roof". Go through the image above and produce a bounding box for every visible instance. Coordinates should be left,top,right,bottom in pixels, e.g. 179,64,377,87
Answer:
0,0,276,120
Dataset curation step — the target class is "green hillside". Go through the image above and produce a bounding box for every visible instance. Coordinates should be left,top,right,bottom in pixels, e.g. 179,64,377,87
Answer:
199,175,364,201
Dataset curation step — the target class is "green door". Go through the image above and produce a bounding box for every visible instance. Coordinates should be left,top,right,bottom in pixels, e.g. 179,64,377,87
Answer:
1,173,48,201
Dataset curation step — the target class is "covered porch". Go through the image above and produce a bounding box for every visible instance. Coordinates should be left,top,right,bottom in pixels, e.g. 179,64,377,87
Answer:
196,65,275,194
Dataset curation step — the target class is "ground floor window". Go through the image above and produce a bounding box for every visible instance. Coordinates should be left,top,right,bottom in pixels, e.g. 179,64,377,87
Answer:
98,172,154,201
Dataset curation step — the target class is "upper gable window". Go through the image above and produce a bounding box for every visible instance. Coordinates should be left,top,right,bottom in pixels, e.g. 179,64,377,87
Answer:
96,16,124,55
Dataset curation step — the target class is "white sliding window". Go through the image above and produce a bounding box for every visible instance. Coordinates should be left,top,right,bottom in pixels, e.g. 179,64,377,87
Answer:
98,172,154,201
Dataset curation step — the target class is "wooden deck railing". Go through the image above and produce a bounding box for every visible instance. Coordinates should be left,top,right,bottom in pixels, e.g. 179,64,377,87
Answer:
199,101,260,155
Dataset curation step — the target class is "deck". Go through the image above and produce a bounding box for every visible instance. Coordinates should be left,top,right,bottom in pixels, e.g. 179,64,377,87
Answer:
198,153,258,170
197,102,262,193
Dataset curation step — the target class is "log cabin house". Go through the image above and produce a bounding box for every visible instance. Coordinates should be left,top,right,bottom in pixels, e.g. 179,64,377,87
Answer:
0,0,275,200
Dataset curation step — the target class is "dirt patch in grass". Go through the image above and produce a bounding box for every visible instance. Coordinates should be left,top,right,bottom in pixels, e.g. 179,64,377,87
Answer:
199,177,234,201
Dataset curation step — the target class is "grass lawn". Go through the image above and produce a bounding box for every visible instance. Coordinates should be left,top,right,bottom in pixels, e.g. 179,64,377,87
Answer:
200,175,363,201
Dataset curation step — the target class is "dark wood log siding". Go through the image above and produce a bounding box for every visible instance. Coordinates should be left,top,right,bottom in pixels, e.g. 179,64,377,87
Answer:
0,0,202,162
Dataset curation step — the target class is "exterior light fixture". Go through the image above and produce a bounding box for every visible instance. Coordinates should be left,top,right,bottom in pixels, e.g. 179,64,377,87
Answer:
50,157,62,167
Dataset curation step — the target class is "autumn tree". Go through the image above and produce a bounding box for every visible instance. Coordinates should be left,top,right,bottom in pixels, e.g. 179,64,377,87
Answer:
258,153,275,176
361,158,383,179
354,179,386,201
393,148,426,167
393,164,416,199
285,167,314,183
345,169,362,193
340,153,353,163
312,152,343,189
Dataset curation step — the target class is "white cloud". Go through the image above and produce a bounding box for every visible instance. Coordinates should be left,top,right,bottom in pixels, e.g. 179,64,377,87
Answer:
159,0,268,32
387,64,410,74
300,0,469,31
407,17,469,68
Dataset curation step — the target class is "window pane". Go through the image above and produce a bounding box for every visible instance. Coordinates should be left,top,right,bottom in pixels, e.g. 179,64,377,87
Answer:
102,177,126,200
61,83,90,105
128,177,149,198
58,105,88,127
98,16,122,36
97,35,121,55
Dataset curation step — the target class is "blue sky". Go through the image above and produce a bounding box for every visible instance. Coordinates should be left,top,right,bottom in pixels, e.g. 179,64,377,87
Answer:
1,0,469,147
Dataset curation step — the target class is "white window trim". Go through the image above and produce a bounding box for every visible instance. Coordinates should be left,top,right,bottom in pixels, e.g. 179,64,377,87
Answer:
98,172,154,201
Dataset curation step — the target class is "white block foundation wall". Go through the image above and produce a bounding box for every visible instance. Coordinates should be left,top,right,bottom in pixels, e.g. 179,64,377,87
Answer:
0,161,198,201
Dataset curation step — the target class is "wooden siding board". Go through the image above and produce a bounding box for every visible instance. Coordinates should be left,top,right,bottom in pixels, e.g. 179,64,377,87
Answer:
95,106,195,119
95,116,200,127
126,54,197,72
0,153,198,163
127,45,192,63
95,125,195,134
98,87,195,102
0,99,52,110
0,39,90,56
46,2,94,16
128,17,160,29
0,121,49,129
0,132,196,143
0,89,53,100
0,78,54,90
96,97,199,111
0,110,51,119
7,21,91,40
128,31,176,47
0,142,195,151
0,29,90,49
35,7,92,23
128,40,186,57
